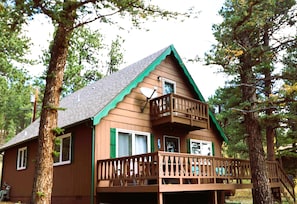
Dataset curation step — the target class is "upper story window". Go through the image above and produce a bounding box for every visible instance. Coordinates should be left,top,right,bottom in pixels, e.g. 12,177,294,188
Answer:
54,133,72,166
116,129,151,157
162,78,176,94
190,139,213,156
17,147,27,170
164,135,180,153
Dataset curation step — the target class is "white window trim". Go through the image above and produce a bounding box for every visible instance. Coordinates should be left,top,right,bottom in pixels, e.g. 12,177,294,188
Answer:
190,139,213,156
17,147,27,170
162,78,176,94
115,128,151,157
164,135,180,153
53,133,72,166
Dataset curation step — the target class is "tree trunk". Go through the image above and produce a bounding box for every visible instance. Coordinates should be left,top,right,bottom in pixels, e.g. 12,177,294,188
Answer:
31,23,73,203
240,55,273,203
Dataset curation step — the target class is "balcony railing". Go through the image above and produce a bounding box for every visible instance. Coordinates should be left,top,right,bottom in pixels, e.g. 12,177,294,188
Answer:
150,94,209,130
97,151,295,203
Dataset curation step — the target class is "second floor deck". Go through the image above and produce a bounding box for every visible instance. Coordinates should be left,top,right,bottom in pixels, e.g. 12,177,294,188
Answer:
150,94,209,131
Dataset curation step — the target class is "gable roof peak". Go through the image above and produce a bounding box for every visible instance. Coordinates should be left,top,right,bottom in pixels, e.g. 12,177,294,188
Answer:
0,44,227,151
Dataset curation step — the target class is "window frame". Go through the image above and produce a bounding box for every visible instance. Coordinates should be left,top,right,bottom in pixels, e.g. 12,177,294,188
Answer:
164,135,180,153
115,128,151,157
162,78,176,95
17,146,27,170
53,133,72,166
189,139,213,156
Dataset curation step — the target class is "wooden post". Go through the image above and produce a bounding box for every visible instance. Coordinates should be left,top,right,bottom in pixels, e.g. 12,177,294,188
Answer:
214,190,218,204
158,192,163,204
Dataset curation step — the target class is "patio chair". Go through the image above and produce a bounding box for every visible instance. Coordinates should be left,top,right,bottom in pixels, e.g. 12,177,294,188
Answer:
0,183,11,201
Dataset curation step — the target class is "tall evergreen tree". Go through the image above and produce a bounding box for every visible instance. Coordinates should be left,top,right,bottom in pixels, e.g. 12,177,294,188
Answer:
0,1,32,143
206,0,296,203
5,0,188,203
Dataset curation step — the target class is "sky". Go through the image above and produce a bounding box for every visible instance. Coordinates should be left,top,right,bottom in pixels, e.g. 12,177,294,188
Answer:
25,1,227,100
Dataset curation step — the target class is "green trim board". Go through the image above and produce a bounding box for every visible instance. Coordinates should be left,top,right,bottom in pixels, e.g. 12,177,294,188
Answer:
92,47,172,126
110,128,116,158
170,45,228,143
92,45,228,143
150,134,155,152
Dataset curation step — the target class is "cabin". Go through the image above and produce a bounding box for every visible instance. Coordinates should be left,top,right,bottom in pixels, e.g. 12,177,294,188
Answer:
0,45,295,204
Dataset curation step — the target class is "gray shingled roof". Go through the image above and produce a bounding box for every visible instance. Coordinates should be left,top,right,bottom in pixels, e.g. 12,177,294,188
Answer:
0,46,169,151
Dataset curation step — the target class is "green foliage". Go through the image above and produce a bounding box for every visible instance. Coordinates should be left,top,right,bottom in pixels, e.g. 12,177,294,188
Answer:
206,0,297,159
5,0,192,202
106,36,124,75
0,2,33,143
52,150,60,158
208,84,249,158
52,127,64,136
54,137,61,145
36,191,45,198
36,26,125,97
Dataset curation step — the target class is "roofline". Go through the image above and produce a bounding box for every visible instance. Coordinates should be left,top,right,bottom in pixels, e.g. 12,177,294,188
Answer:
170,45,228,143
92,46,173,125
92,44,228,143
0,118,92,152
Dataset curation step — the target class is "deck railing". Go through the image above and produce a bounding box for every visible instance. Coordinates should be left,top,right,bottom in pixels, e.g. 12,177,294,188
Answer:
97,151,295,202
150,94,209,129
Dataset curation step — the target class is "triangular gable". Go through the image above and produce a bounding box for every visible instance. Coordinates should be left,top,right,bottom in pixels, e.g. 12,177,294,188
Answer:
92,44,228,143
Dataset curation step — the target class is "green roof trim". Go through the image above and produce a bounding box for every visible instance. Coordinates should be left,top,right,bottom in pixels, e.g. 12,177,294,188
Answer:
170,45,228,143
92,45,228,143
92,46,172,126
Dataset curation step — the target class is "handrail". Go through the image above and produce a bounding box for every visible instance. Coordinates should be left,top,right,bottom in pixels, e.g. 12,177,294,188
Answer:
275,161,295,202
98,152,252,186
150,93,209,128
97,151,295,202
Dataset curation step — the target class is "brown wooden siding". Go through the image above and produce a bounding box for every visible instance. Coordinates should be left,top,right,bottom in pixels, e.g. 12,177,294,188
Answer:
2,123,93,203
95,54,222,162
2,140,37,199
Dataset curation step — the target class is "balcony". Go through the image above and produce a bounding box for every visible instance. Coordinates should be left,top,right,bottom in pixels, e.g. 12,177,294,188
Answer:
150,94,209,131
96,152,295,203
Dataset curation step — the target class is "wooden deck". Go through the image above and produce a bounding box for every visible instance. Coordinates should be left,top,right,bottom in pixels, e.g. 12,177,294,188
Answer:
150,94,209,130
97,151,295,203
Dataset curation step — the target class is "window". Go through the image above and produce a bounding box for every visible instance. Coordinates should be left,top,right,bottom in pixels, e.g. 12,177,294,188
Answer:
17,147,27,170
162,78,176,94
54,133,72,166
164,136,180,153
116,129,150,157
190,139,213,156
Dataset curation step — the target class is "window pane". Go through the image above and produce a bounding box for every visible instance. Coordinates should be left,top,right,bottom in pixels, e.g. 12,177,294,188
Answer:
164,136,179,152
18,150,23,168
23,149,27,167
191,141,201,155
164,82,174,94
201,142,212,156
135,134,147,154
118,132,131,157
62,137,71,161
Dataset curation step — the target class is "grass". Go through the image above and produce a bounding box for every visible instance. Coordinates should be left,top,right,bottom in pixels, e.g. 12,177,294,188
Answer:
226,186,297,204
225,189,253,204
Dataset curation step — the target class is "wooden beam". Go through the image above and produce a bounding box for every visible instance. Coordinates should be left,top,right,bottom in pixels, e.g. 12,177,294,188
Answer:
158,192,163,204
214,190,218,204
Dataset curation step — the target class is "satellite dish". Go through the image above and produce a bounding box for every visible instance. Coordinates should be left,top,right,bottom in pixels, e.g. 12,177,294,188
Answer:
140,87,158,112
140,87,158,99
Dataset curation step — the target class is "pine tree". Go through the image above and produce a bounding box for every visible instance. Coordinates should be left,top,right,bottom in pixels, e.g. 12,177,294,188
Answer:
206,0,296,202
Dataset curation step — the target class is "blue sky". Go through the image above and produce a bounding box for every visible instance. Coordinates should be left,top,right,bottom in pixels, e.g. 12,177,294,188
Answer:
25,1,226,99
